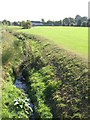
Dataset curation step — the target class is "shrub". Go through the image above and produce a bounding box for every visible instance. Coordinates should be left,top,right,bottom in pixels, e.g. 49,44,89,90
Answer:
22,21,32,29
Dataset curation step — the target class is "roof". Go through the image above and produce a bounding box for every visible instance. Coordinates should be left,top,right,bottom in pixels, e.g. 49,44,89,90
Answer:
31,21,42,23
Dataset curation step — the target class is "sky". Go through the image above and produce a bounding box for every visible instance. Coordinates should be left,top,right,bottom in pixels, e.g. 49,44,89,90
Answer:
0,0,89,22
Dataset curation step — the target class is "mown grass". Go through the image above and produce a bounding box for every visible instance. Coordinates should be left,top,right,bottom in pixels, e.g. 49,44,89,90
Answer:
8,26,88,58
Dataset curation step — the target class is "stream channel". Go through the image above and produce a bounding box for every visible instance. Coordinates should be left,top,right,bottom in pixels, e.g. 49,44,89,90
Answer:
14,73,34,119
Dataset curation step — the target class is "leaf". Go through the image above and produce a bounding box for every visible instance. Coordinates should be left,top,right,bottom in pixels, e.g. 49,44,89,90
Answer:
29,107,33,112
18,98,21,102
25,103,29,107
19,105,23,108
25,110,29,115
14,99,17,102
60,103,66,108
14,101,19,106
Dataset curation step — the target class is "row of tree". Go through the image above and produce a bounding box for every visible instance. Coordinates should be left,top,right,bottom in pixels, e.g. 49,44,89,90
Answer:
1,20,32,29
41,15,90,27
1,15,90,28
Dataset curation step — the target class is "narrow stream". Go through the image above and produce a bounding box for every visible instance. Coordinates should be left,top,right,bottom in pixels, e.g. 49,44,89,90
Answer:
14,74,34,119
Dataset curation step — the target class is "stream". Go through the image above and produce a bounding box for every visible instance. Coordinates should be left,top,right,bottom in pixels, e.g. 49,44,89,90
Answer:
14,74,34,119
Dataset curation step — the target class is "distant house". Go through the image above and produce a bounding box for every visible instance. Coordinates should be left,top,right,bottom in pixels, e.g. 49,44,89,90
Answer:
31,21,43,26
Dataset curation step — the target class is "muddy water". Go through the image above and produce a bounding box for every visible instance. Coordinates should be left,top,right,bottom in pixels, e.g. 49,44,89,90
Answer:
14,74,34,118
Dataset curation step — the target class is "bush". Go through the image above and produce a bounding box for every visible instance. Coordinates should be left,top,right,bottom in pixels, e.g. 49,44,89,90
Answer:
22,21,32,29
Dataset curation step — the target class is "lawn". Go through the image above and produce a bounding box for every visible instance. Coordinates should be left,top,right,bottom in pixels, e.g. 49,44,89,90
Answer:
9,26,88,58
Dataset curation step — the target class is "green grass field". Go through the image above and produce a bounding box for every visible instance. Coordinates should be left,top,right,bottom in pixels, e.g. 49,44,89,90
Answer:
9,26,88,59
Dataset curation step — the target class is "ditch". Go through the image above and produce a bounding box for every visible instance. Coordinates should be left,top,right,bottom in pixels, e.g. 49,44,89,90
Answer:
2,29,89,119
14,73,34,119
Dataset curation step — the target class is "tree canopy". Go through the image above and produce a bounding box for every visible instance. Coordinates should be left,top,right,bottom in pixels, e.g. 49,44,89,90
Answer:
21,21,32,29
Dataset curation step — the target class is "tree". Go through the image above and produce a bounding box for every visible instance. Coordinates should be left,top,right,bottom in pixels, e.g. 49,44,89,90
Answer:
53,21,60,26
82,21,87,27
21,21,26,27
60,20,63,26
13,21,19,26
81,17,87,23
41,19,45,25
75,15,81,21
87,18,90,27
68,17,75,26
18,21,21,26
2,20,11,26
77,20,81,26
75,15,81,26
63,18,70,26
22,21,32,29
7,21,11,26
47,20,54,26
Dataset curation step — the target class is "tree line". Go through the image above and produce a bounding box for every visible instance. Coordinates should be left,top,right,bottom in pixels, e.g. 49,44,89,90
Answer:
1,15,90,28
42,15,90,27
1,20,32,29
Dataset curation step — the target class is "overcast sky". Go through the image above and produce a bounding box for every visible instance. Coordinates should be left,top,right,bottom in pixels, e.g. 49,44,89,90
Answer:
0,0,89,21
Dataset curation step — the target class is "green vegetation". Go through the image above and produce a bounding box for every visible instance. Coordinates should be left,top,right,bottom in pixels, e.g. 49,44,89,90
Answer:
1,15,90,27
2,79,29,118
2,26,89,119
21,21,32,29
0,26,2,120
2,30,32,119
23,34,88,119
11,26,88,58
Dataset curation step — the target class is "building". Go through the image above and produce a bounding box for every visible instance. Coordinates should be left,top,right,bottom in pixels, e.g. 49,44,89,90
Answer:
31,21,43,26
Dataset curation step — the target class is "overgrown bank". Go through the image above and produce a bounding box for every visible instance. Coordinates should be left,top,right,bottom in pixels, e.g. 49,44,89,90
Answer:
2,27,89,119
2,30,33,119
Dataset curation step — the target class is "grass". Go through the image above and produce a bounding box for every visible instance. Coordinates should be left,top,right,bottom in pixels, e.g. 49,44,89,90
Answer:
0,25,2,120
2,79,28,118
2,30,29,119
15,26,88,58
2,28,88,119
22,34,88,119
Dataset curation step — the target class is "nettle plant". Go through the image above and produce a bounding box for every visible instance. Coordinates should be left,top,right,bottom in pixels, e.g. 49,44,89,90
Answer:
14,97,33,115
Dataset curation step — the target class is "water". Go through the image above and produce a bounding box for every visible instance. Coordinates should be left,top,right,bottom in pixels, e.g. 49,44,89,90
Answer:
14,74,34,118
15,76,27,91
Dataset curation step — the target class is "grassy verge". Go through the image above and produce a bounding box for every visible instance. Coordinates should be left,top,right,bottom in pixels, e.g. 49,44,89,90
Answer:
28,36,88,119
2,30,30,119
0,25,2,120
